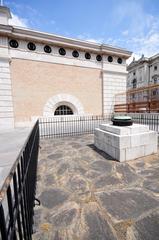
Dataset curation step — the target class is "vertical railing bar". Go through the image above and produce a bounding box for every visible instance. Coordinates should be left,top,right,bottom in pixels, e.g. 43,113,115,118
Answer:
13,172,23,240
17,162,28,239
0,204,8,240
7,185,17,240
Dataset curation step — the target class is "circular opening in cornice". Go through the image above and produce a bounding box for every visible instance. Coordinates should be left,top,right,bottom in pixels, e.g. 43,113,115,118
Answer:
72,50,79,58
27,42,36,51
9,39,19,48
117,57,122,64
44,45,52,53
108,56,113,62
59,47,66,56
85,52,91,60
96,55,102,61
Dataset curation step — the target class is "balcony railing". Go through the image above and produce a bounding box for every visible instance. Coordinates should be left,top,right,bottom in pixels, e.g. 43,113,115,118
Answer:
39,115,111,138
0,121,39,240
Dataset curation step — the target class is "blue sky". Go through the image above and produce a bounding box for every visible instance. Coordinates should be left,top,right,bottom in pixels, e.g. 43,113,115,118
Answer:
5,0,159,62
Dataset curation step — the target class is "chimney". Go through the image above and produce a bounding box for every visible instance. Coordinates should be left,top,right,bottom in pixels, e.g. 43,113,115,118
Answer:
0,6,11,25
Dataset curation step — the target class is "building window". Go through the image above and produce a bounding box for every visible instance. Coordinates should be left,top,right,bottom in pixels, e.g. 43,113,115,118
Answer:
9,39,19,48
44,45,52,53
117,57,122,64
54,105,73,115
96,55,102,61
72,50,79,58
154,77,157,83
154,65,157,71
152,90,157,96
27,42,36,51
85,52,91,59
59,48,66,56
132,79,137,88
108,56,113,62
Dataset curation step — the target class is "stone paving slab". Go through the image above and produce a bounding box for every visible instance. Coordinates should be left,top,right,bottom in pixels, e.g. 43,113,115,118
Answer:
127,210,159,240
96,188,159,222
33,134,159,240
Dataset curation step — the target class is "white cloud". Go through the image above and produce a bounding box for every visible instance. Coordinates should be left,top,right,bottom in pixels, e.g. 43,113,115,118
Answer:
122,30,129,36
77,34,103,44
86,38,103,43
112,1,159,59
9,13,29,28
126,16,159,58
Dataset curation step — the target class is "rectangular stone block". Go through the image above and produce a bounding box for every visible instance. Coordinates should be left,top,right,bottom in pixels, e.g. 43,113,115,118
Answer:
0,106,13,112
105,144,116,159
94,128,105,138
0,101,13,107
0,112,14,117
0,96,12,101
100,123,130,135
94,139,104,151
102,131,130,149
144,143,158,156
118,135,131,149
128,124,149,134
115,148,126,162
139,132,150,145
0,84,11,90
131,134,141,147
126,146,145,161
149,131,158,144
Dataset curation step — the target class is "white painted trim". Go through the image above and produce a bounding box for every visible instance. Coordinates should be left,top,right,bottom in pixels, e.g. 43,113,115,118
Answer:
43,94,85,116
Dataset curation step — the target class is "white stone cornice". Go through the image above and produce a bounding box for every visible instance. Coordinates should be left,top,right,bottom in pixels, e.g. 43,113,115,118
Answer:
0,24,132,58
102,69,128,76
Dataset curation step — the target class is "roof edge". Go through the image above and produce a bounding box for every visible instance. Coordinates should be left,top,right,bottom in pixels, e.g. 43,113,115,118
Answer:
0,24,132,58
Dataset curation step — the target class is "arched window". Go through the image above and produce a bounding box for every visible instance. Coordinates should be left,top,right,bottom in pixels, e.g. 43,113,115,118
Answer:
54,105,73,115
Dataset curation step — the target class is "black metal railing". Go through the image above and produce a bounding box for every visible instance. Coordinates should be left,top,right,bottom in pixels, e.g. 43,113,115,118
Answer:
114,113,159,133
39,115,111,138
0,121,39,240
39,113,159,138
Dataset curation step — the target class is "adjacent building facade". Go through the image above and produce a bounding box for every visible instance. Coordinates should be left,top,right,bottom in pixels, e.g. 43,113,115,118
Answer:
127,54,159,112
0,6,131,129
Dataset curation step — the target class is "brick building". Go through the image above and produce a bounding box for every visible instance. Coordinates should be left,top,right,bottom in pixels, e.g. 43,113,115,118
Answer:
0,6,131,129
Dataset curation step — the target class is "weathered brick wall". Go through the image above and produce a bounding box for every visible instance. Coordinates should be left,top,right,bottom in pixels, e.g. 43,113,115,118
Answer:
11,59,102,124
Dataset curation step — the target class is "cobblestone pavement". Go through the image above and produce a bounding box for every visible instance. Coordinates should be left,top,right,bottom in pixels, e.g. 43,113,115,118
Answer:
33,134,159,240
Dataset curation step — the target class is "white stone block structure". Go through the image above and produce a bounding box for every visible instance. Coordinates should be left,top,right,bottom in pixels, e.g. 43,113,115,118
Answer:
94,124,158,162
